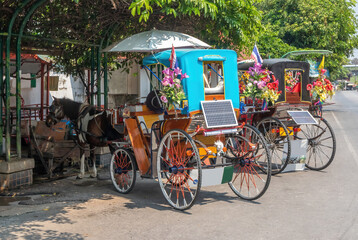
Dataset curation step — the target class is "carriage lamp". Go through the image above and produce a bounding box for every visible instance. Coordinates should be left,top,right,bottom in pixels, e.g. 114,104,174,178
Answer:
214,140,225,156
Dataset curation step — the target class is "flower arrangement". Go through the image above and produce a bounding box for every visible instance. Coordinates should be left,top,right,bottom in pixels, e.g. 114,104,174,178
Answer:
306,69,334,101
160,67,188,110
240,63,282,105
261,75,281,104
285,71,301,92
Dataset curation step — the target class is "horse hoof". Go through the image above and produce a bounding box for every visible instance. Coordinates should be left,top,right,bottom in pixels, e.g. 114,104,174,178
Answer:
76,175,84,179
90,174,97,179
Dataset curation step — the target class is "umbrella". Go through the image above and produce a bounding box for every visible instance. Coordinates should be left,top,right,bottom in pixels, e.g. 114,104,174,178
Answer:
103,29,211,52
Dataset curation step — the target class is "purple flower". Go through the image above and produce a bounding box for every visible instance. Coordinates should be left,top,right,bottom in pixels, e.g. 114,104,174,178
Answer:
181,73,189,80
257,81,266,89
163,76,172,82
248,63,263,75
160,95,168,103
174,67,182,76
162,68,171,76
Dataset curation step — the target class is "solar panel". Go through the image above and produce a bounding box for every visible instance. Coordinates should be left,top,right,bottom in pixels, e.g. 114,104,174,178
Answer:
201,100,238,128
287,111,318,125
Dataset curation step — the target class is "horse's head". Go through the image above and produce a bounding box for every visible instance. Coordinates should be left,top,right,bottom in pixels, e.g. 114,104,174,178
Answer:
46,97,65,127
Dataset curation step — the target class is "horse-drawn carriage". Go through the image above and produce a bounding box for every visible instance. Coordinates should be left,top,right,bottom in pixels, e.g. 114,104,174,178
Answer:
44,48,336,210
106,49,273,210
238,59,336,175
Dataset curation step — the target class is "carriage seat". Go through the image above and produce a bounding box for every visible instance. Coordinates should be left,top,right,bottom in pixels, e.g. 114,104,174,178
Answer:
129,104,164,134
204,80,224,94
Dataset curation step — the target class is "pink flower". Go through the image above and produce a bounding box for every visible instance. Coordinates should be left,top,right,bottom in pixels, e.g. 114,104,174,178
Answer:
162,80,169,86
254,81,258,85
174,67,182,76
175,83,181,89
257,81,266,89
162,68,171,76
160,95,168,103
163,76,172,83
181,73,189,80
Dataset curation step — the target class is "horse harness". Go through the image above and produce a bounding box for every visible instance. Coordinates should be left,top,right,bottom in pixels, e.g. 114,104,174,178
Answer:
74,103,106,144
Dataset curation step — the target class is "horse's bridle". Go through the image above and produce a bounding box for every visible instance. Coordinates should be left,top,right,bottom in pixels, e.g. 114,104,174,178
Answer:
47,103,65,125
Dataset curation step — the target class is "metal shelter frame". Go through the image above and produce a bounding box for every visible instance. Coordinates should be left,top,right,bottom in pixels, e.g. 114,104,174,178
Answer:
0,0,115,162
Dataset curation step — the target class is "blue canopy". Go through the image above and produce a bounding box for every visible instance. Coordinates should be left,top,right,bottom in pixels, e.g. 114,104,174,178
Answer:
143,49,240,114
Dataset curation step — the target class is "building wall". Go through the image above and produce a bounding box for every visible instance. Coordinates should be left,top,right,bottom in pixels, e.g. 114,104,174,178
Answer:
107,63,141,108
9,71,86,107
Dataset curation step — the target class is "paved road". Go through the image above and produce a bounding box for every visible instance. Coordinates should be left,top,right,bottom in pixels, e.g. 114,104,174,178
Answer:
1,91,358,240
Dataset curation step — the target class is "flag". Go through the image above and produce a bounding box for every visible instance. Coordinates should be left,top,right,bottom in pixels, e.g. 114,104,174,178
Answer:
318,56,325,70
251,44,263,64
169,45,179,69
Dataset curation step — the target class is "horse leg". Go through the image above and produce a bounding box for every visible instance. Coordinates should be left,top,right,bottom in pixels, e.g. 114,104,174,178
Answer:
77,148,85,179
90,147,97,178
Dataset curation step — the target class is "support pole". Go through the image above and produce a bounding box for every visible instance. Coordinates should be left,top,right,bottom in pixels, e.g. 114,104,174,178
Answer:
103,24,118,109
46,63,50,115
96,47,101,107
87,69,90,103
90,47,95,105
5,0,32,161
103,52,108,109
0,37,3,155
40,63,44,120
15,0,48,158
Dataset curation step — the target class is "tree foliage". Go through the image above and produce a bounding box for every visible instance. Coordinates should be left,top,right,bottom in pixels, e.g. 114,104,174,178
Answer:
257,0,358,79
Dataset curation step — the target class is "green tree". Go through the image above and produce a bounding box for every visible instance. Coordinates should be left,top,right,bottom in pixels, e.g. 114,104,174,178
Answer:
129,0,262,51
257,0,358,77
257,23,298,59
0,0,261,97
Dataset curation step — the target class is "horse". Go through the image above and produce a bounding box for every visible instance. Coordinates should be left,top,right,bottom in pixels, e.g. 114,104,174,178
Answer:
46,97,122,179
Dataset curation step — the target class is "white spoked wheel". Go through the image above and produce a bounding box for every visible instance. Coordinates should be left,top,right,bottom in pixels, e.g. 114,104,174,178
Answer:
110,148,137,194
256,117,291,175
157,129,201,210
295,116,336,171
226,125,271,200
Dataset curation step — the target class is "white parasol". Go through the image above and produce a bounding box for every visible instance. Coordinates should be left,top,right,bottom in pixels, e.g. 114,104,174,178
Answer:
103,29,211,52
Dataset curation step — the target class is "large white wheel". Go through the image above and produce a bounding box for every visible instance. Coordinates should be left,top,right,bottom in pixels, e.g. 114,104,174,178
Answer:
226,125,271,200
295,116,336,170
157,129,201,210
110,148,137,194
256,117,291,175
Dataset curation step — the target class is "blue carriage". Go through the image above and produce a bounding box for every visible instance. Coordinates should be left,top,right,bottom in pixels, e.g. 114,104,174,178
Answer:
110,49,272,210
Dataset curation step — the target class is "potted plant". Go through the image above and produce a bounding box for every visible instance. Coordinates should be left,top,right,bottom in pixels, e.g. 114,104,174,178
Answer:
159,67,188,117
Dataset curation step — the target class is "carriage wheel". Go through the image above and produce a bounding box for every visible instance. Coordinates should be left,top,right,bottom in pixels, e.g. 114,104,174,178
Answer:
295,116,336,171
110,148,137,194
226,125,271,200
256,117,291,175
157,129,201,210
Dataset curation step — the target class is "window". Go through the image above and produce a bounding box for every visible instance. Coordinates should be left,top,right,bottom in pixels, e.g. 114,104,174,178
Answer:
203,61,224,95
48,76,59,91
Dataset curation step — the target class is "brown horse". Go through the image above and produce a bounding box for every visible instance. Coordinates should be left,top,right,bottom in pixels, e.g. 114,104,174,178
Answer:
46,97,122,178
